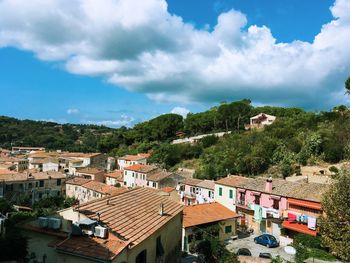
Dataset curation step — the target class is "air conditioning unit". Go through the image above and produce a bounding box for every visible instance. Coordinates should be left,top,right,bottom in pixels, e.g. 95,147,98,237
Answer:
38,217,48,228
94,225,108,239
82,228,94,236
48,218,61,230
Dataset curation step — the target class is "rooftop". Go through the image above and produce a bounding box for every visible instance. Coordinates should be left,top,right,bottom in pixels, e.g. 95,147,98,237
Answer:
215,175,253,188
82,181,127,195
182,178,203,187
161,187,175,193
105,170,123,181
124,164,158,173
76,167,104,175
196,180,215,190
147,170,173,182
76,187,183,248
66,177,91,186
0,171,66,182
118,154,146,161
183,202,239,228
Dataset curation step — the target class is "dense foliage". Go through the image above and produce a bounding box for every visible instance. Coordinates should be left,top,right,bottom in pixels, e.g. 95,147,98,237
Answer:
293,234,336,263
320,171,350,261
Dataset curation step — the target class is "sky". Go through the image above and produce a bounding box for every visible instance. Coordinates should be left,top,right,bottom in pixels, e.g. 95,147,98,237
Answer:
0,0,350,127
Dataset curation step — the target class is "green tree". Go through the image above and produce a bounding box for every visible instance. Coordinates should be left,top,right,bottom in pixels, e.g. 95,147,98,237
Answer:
319,171,350,262
345,76,350,95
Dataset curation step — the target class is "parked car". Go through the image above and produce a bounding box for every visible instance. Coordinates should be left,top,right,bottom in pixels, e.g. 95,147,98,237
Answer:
254,234,279,248
237,248,252,256
259,253,272,259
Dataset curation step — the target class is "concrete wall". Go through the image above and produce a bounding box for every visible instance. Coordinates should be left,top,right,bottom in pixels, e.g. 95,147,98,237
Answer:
214,184,236,211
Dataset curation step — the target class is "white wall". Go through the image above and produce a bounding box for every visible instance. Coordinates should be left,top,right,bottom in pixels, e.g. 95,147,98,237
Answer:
214,184,237,212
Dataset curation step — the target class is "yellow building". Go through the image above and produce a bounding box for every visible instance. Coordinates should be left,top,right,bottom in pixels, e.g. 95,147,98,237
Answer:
182,202,239,252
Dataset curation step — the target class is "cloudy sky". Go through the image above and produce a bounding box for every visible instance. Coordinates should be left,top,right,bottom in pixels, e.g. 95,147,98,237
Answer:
1,0,350,127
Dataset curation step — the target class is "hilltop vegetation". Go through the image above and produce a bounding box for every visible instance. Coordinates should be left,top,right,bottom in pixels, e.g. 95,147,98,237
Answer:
1,99,350,180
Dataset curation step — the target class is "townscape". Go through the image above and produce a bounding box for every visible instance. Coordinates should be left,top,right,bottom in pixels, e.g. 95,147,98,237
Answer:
0,110,349,263
1,0,350,262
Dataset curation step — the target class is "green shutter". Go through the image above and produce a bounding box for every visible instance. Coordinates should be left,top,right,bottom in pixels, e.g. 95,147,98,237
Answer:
229,189,233,199
219,187,222,196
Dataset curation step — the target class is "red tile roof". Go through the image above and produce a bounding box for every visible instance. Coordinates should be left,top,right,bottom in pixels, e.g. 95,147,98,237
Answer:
76,167,104,175
124,164,157,173
119,154,145,161
215,175,253,187
56,234,129,261
183,202,239,228
66,177,91,186
161,187,175,193
82,181,128,195
105,170,123,181
288,198,322,210
77,188,183,247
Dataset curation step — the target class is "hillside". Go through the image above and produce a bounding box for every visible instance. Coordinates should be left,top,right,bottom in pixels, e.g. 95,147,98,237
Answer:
1,101,350,180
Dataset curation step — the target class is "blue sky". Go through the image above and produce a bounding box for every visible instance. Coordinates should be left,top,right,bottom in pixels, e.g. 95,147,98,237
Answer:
0,0,349,127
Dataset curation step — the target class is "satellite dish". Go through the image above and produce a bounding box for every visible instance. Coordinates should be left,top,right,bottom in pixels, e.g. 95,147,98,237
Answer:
284,246,296,255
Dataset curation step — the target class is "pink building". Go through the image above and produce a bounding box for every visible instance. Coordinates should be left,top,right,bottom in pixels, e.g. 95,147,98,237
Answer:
235,177,328,237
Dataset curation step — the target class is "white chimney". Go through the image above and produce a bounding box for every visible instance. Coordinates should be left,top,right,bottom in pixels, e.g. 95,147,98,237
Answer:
159,203,164,216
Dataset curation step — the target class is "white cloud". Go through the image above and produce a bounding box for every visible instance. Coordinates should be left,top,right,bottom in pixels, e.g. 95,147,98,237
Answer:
0,0,350,109
171,107,190,118
84,114,135,127
66,108,79,115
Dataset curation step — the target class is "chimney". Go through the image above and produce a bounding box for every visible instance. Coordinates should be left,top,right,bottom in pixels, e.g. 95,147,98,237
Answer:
265,177,273,193
159,203,164,216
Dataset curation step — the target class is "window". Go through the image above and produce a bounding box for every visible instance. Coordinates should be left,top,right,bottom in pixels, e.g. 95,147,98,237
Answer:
191,187,195,193
124,171,127,176
219,187,223,196
254,195,260,205
132,172,135,177
39,180,44,187
28,183,33,189
124,181,126,186
136,173,138,179
188,234,193,243
135,249,147,263
229,189,233,199
38,193,42,199
153,182,156,188
57,179,61,186
239,192,245,205
156,236,164,258
35,182,39,187
273,199,279,210
225,225,232,234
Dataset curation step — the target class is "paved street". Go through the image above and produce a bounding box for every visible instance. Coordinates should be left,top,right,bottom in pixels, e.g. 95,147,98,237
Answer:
226,235,295,262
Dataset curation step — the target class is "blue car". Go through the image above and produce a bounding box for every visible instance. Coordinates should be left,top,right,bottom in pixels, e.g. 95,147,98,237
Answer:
254,234,279,248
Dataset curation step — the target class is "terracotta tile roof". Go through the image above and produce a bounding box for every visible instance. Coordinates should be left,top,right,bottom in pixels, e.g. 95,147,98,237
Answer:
138,153,151,158
77,187,183,247
147,170,173,182
0,171,66,182
56,234,129,261
215,175,253,187
82,181,128,195
66,177,91,186
197,180,215,190
182,178,203,187
76,167,104,175
239,177,329,202
183,202,239,228
161,187,175,193
119,154,145,161
60,152,102,158
105,170,123,181
124,164,158,173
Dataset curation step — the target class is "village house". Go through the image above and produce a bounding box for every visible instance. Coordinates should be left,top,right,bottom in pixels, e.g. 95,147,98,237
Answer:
0,157,29,172
247,113,276,129
177,178,215,206
75,167,105,183
65,177,127,204
182,202,239,252
105,170,124,187
123,164,157,187
214,175,252,212
11,146,45,155
235,177,328,238
0,171,66,201
19,187,183,263
117,154,148,170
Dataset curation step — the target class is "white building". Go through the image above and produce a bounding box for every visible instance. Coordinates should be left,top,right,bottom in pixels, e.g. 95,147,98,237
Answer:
178,178,215,206
214,175,251,211
117,154,148,170
248,113,276,129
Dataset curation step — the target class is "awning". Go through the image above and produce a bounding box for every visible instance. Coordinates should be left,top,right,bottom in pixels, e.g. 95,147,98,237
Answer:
282,220,317,236
288,198,321,210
